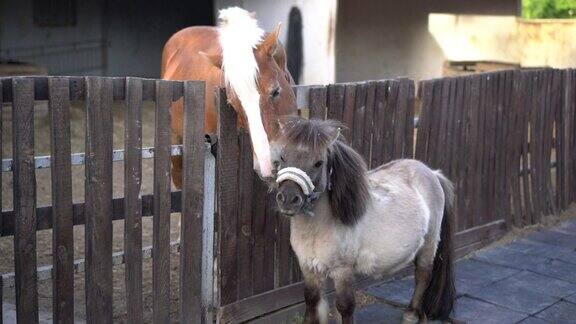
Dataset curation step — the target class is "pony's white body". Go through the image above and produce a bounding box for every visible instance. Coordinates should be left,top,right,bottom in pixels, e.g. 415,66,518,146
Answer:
290,160,445,280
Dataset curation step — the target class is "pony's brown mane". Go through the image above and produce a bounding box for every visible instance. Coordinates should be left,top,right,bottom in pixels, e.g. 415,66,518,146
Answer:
280,117,371,225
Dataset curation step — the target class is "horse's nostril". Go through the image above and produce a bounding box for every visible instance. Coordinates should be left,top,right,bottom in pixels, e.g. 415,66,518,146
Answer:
291,195,302,206
276,192,285,203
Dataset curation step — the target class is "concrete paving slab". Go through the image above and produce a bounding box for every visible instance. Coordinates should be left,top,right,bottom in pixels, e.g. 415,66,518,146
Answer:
517,316,551,324
467,279,557,315
452,296,527,324
555,251,576,265
534,300,576,323
355,303,404,323
472,247,551,270
455,259,520,287
491,270,576,299
505,239,573,258
532,259,576,284
526,230,576,249
365,276,414,305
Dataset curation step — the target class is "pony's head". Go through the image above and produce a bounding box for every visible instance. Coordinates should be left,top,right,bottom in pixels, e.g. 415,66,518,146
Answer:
271,117,370,225
202,7,297,178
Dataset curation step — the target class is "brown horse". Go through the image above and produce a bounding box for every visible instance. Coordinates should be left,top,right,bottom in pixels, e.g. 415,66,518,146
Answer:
162,7,297,187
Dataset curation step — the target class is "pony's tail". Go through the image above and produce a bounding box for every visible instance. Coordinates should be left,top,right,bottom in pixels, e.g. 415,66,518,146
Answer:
422,171,456,320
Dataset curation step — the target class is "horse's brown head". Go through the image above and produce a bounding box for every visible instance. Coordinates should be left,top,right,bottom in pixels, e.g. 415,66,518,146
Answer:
271,117,370,225
202,7,297,178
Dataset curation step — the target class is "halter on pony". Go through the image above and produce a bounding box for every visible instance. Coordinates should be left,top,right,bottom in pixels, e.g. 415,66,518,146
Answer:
276,166,332,209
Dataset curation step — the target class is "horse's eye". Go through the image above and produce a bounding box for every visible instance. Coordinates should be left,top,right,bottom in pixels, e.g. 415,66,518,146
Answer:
270,87,281,99
280,154,286,162
314,161,323,168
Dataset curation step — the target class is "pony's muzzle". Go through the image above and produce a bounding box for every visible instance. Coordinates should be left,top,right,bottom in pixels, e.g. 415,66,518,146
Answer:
276,181,304,215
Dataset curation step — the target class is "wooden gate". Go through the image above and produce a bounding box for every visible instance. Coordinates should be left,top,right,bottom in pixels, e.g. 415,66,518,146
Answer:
0,76,213,323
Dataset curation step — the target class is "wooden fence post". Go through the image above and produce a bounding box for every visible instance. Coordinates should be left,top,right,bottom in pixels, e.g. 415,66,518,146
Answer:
85,76,113,324
49,77,74,323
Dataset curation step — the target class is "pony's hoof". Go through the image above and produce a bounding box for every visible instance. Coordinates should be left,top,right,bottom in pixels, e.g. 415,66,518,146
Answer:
401,311,420,324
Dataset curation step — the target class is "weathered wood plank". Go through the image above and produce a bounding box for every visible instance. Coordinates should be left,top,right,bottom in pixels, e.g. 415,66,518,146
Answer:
521,71,534,225
277,212,292,287
179,81,206,323
252,176,269,295
466,75,481,229
362,81,377,166
370,81,388,167
327,84,345,122
393,79,409,160
237,130,254,299
153,81,173,323
342,83,356,141
124,77,144,323
352,83,367,154
308,87,327,120
560,69,574,208
414,80,433,163
456,76,472,231
509,71,525,226
12,77,39,323
1,76,184,102
85,76,113,324
1,191,185,237
49,77,74,324
216,88,240,305
403,79,415,159
382,81,398,163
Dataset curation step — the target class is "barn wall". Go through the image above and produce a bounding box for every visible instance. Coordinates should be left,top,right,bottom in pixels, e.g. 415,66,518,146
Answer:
335,0,519,82
0,0,104,75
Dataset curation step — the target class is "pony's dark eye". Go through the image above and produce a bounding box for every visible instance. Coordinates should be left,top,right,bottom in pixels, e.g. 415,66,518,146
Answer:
314,161,323,168
280,154,286,162
270,87,281,99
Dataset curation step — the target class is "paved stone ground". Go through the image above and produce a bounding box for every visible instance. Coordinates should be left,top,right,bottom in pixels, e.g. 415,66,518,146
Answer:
357,219,576,323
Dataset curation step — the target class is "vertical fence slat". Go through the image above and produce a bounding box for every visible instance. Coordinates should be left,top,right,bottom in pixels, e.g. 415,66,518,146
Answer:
327,84,345,122
510,71,525,226
382,81,398,163
252,177,268,295
529,72,543,223
498,71,513,225
465,75,481,229
437,78,453,172
521,72,534,225
404,80,415,159
153,80,172,323
560,69,574,207
370,81,387,167
12,77,39,323
180,81,206,323
309,87,327,120
362,81,377,166
49,77,74,323
124,77,143,323
216,88,240,304
454,76,468,231
415,80,432,163
352,83,367,154
393,79,409,160
276,211,292,287
0,82,2,324
85,76,113,324
0,80,2,239
486,73,498,222
237,130,254,299
342,83,356,141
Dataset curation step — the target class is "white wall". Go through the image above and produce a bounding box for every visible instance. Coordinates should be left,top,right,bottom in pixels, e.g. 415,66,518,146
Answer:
215,0,337,85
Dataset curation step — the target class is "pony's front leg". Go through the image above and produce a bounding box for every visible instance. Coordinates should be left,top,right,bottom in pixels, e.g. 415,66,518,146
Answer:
302,269,328,324
333,268,355,324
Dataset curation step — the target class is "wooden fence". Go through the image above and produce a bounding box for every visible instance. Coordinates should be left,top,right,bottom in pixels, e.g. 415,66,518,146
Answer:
214,69,576,322
1,68,575,323
0,76,214,324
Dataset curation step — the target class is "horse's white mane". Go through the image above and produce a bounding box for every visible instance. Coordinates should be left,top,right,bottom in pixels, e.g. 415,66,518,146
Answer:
218,7,273,177
218,7,264,98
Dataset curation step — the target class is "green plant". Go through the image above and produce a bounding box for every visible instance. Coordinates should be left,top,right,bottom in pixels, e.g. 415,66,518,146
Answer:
523,0,576,18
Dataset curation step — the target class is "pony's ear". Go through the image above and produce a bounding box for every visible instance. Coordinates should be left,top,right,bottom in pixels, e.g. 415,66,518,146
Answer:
199,51,223,69
328,141,370,226
259,23,282,57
